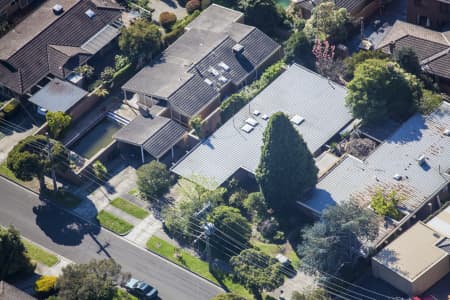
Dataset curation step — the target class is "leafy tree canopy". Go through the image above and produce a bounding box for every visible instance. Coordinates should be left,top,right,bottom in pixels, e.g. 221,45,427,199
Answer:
119,19,162,62
304,2,350,43
298,201,378,275
371,190,403,220
57,259,128,300
46,111,72,139
284,30,314,69
394,47,421,76
137,161,172,199
209,205,251,259
343,50,389,80
238,0,281,35
231,248,284,299
345,59,423,124
256,112,318,213
0,226,35,280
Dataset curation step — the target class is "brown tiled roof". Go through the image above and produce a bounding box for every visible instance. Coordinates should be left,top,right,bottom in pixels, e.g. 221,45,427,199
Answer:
377,20,450,80
0,0,121,94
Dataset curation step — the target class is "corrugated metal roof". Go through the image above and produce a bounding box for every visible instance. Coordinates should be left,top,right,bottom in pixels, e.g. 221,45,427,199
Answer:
304,102,450,214
81,24,120,54
143,120,186,158
172,64,353,189
113,115,170,146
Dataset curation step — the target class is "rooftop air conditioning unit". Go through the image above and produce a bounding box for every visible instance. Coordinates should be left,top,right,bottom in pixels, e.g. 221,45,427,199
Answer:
291,115,305,125
85,9,96,18
417,155,426,166
393,174,402,181
52,4,63,15
232,44,244,55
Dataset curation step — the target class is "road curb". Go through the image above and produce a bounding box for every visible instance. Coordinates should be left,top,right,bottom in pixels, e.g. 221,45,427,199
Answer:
0,174,224,292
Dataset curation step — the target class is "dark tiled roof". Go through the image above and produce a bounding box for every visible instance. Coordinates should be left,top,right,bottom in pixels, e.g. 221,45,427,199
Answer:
381,36,448,61
143,119,186,158
424,52,450,79
169,74,219,117
0,0,121,94
297,0,367,13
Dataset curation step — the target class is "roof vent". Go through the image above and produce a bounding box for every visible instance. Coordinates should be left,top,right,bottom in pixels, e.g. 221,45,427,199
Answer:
208,67,220,77
241,124,254,133
393,174,402,181
253,110,260,116
444,129,450,136
204,78,213,86
232,44,244,54
52,4,63,15
245,118,258,127
261,114,269,120
218,61,230,71
218,76,228,83
85,9,96,18
417,155,426,166
291,115,305,125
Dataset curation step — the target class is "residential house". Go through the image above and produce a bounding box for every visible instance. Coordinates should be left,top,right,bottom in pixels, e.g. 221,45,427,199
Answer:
0,281,35,300
171,64,354,189
294,0,381,20
121,4,282,127
376,20,450,92
407,0,450,29
372,204,450,296
0,0,122,110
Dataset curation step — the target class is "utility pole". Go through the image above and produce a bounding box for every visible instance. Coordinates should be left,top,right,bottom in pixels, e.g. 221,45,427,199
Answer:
203,222,215,272
46,132,57,192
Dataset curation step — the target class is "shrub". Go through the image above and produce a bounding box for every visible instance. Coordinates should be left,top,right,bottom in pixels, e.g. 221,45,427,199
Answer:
189,116,203,137
112,63,133,87
172,10,200,31
34,275,57,294
220,94,248,122
371,190,403,220
101,66,115,83
163,27,185,46
46,111,72,139
186,0,201,14
93,160,108,181
2,98,20,118
137,161,171,199
419,89,442,114
114,54,130,70
257,218,282,242
74,65,94,79
159,12,177,31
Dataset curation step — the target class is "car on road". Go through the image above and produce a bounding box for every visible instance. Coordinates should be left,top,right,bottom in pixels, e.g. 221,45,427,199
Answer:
125,278,158,299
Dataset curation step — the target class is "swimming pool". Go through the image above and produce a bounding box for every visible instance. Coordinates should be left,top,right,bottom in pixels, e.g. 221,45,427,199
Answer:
276,0,291,8
69,117,122,159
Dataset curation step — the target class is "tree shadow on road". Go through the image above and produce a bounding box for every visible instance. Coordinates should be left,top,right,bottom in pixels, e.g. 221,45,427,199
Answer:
33,203,100,246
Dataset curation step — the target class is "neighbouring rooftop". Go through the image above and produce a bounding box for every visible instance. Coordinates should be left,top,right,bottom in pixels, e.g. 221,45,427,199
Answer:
171,64,353,189
303,102,450,215
28,78,88,112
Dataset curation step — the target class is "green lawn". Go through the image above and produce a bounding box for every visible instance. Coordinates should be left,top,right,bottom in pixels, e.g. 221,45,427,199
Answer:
97,211,134,235
253,240,301,269
111,198,149,219
128,188,140,197
0,162,27,185
146,236,252,299
113,288,138,300
22,239,58,267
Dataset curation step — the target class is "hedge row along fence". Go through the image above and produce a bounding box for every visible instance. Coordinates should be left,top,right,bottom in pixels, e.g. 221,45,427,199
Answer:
220,60,286,122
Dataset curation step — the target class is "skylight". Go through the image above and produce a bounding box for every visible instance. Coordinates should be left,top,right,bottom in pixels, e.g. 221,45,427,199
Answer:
291,115,305,125
241,124,254,133
85,9,96,18
245,118,258,127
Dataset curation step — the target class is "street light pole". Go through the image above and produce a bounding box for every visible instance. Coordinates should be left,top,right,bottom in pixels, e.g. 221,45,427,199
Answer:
46,132,57,192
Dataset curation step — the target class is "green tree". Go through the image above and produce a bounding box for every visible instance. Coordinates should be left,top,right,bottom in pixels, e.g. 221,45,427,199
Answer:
114,54,130,70
243,192,268,221
159,11,177,31
420,89,442,114
93,160,108,181
100,66,115,84
371,190,403,220
46,111,72,139
212,293,248,300
7,135,68,190
304,2,350,43
256,112,318,214
74,64,94,79
119,19,162,63
394,47,421,76
0,226,35,280
298,201,378,276
57,259,128,300
137,161,171,199
209,205,251,259
345,59,423,124
238,0,281,35
284,30,314,69
343,50,389,80
189,116,203,138
230,248,284,300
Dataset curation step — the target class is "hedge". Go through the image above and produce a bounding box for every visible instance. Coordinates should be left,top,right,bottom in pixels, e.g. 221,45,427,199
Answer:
2,98,20,118
163,27,185,46
112,63,134,87
220,61,286,122
160,11,177,31
172,10,200,31
186,0,201,14
34,275,57,294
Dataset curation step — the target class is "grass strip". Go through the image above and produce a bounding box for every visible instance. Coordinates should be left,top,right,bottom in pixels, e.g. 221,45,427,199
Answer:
111,198,149,219
22,239,58,267
97,211,133,235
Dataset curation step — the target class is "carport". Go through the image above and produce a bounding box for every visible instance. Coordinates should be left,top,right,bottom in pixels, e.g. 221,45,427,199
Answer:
113,115,186,163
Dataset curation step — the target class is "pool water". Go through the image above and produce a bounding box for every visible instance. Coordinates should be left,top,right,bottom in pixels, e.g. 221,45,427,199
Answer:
70,118,122,159
276,0,291,8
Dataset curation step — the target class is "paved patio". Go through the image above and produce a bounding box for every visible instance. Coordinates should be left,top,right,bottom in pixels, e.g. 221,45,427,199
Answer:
149,0,187,21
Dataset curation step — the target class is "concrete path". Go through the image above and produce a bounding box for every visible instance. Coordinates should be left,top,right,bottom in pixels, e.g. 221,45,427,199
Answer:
126,214,162,248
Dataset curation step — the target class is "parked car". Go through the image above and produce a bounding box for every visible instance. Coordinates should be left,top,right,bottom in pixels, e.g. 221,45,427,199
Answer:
124,278,158,300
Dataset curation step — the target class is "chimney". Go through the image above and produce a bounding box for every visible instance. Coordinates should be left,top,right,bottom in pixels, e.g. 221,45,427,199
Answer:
232,44,244,55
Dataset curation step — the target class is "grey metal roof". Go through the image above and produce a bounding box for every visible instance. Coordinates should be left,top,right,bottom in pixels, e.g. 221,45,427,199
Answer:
143,120,186,158
81,24,120,54
28,78,87,112
113,115,170,145
304,102,450,214
186,4,243,33
172,64,353,189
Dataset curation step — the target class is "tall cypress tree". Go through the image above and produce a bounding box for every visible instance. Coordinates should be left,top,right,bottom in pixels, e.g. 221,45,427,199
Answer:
255,112,318,213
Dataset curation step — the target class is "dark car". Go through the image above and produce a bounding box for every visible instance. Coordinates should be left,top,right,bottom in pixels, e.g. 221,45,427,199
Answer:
125,278,158,300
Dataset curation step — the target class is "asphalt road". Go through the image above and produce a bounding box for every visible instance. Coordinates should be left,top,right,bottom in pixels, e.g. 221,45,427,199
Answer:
0,177,222,300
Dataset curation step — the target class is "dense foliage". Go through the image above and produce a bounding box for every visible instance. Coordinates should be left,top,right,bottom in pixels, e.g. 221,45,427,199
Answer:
243,192,268,221
119,19,162,63
343,50,389,80
34,275,57,294
291,289,330,300
298,201,378,275
46,111,72,139
284,30,314,68
231,248,284,299
137,161,172,199
394,47,421,76
0,226,35,280
256,113,318,214
345,59,423,124
238,0,281,35
57,259,128,300
93,160,108,181
186,0,201,14
159,11,177,31
371,190,403,220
